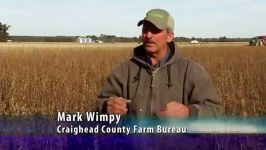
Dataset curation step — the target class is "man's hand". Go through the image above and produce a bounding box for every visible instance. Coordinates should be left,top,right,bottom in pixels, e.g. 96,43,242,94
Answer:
107,97,131,115
158,101,189,118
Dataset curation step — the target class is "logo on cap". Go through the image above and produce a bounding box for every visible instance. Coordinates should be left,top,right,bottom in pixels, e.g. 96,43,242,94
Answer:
137,8,175,33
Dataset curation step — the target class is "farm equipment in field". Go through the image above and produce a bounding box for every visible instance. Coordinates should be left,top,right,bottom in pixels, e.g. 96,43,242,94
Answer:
249,36,266,46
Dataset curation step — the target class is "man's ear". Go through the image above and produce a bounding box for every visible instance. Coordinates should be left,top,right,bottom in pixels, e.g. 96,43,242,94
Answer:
167,32,174,42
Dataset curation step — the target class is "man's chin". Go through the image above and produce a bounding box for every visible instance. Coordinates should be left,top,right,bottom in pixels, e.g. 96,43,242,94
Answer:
144,46,157,53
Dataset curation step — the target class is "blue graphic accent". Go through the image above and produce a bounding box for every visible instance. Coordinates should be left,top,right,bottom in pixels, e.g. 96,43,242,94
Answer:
0,115,266,149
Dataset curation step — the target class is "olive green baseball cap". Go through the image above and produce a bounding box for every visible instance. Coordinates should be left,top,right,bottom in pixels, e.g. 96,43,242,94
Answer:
137,8,175,33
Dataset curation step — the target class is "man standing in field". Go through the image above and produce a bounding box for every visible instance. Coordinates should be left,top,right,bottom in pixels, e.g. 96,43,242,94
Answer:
98,8,221,118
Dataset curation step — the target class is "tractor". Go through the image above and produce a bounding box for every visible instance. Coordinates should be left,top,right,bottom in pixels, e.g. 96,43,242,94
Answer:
249,36,266,46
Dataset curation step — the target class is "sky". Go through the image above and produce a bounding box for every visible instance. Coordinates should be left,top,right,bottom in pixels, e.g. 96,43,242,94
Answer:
0,0,265,38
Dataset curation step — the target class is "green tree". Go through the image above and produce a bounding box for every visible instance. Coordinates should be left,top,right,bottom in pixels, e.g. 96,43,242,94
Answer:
0,22,10,42
219,36,227,42
99,34,116,43
86,35,98,41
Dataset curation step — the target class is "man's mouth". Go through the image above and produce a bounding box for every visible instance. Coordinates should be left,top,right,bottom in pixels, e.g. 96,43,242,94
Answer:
144,41,155,45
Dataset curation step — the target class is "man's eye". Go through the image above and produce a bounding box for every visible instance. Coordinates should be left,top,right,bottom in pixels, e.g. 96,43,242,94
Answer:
143,27,161,34
151,28,161,34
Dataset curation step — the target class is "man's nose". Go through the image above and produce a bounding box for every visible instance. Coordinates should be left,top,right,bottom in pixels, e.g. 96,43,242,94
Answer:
145,31,152,38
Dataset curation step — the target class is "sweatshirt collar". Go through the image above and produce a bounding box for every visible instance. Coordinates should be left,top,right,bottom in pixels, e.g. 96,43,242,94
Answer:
132,41,181,68
145,48,170,69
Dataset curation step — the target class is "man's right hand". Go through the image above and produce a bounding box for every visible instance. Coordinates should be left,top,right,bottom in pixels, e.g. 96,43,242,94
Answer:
107,97,131,115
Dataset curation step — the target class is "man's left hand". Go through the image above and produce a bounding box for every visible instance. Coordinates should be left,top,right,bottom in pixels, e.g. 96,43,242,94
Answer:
158,101,189,118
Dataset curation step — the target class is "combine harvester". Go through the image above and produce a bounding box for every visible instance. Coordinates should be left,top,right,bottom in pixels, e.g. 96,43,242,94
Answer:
249,36,266,46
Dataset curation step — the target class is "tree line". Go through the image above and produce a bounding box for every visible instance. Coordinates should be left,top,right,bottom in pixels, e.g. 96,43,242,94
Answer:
174,36,251,43
1,21,251,43
8,35,251,43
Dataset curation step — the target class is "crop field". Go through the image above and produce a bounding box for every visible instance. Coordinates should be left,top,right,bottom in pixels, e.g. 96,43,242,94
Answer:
0,42,266,117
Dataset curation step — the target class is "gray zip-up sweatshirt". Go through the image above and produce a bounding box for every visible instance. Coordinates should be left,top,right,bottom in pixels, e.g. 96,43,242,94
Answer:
98,42,222,117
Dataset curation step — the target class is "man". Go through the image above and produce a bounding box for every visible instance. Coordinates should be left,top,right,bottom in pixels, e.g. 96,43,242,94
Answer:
98,8,221,118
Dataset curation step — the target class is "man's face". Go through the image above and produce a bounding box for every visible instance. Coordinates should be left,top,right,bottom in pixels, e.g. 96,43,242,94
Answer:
142,21,173,54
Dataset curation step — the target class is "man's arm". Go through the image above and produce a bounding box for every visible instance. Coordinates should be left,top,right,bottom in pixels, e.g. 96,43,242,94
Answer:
98,63,130,114
186,61,222,117
158,60,221,119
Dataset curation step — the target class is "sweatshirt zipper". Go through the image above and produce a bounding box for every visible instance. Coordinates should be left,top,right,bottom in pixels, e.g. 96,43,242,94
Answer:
150,72,155,115
149,65,170,115
133,56,174,116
